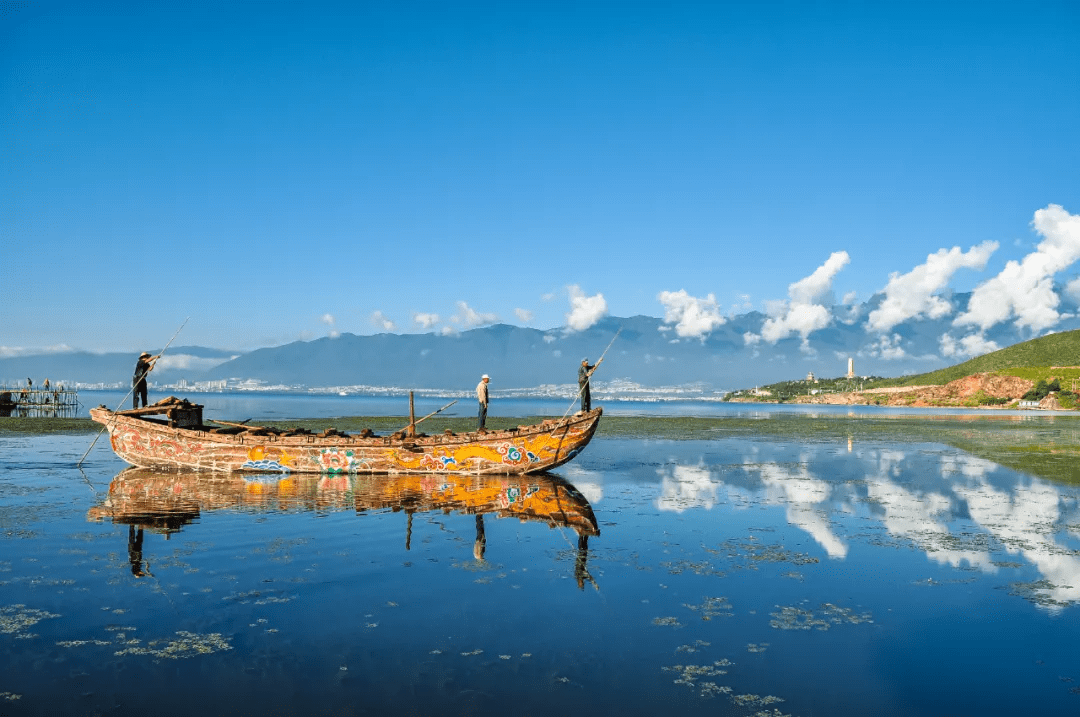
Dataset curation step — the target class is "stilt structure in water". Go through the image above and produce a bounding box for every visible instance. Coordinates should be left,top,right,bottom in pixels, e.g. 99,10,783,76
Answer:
0,387,80,417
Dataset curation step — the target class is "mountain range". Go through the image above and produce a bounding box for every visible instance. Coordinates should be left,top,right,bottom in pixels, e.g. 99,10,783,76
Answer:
5,291,1080,393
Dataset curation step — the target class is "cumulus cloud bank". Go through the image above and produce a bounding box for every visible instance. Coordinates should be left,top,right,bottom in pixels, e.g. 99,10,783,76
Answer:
320,313,339,338
413,312,440,330
450,301,498,329
657,290,726,338
868,242,998,332
755,251,850,347
514,308,533,323
939,332,1000,359
156,354,233,372
370,311,395,331
955,204,1080,333
565,285,607,331
0,344,74,358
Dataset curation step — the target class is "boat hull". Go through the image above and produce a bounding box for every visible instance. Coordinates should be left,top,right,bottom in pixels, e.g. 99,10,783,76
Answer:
89,405,602,475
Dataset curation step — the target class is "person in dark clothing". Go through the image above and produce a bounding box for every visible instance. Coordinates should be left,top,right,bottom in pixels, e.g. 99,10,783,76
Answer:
128,524,147,578
133,352,157,409
578,357,603,413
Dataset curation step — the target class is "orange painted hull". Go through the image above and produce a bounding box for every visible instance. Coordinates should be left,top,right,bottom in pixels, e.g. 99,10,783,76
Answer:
90,405,602,475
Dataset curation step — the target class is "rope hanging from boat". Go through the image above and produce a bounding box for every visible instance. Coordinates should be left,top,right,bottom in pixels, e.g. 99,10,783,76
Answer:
76,317,190,468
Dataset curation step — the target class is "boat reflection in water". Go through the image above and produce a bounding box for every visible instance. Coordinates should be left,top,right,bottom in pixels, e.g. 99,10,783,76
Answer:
87,467,600,588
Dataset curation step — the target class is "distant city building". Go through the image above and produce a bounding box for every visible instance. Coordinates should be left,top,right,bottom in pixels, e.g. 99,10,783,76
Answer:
806,371,815,382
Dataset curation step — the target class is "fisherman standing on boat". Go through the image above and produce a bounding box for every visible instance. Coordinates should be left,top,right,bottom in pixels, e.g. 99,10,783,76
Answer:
133,352,158,409
578,357,602,413
476,374,490,430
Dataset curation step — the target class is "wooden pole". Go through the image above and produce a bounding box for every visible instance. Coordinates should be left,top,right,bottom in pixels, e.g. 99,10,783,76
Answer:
77,317,189,468
394,399,458,435
408,391,416,437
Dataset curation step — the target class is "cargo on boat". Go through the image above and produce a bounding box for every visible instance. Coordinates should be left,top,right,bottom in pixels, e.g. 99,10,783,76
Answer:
89,397,602,475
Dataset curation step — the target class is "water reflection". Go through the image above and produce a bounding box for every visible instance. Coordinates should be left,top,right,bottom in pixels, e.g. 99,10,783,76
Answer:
87,467,600,586
655,443,1080,609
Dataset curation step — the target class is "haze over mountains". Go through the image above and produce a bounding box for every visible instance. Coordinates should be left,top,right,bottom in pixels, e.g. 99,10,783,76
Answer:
5,289,1080,394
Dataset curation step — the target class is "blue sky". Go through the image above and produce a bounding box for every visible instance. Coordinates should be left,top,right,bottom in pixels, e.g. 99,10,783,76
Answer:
3,0,1078,355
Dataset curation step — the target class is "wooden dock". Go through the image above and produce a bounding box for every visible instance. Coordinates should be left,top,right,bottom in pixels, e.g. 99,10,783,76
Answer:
0,387,80,418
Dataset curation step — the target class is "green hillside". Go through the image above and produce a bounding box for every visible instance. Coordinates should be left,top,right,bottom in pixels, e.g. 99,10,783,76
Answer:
871,329,1080,388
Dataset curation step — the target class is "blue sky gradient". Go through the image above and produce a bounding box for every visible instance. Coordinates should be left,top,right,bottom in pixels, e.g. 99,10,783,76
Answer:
3,1,1078,354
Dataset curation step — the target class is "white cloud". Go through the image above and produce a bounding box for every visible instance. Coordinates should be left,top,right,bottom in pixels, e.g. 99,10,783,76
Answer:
842,291,858,305
789,251,851,305
730,294,754,315
370,311,396,332
868,242,998,332
657,290,726,338
939,332,1000,358
543,333,557,344
320,313,339,339
0,344,75,358
867,334,907,360
514,308,533,323
413,312,440,330
439,326,456,336
450,301,498,328
754,251,850,348
155,354,231,372
1067,276,1080,302
743,332,761,346
565,285,607,331
955,204,1080,332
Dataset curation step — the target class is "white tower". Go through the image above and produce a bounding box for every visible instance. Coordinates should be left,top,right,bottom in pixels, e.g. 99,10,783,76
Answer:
847,357,854,379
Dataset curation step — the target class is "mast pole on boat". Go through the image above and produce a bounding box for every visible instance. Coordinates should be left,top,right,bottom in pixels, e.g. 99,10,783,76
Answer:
408,391,416,437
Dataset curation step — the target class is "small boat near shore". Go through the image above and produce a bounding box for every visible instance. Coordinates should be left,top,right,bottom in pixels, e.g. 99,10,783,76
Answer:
90,397,602,475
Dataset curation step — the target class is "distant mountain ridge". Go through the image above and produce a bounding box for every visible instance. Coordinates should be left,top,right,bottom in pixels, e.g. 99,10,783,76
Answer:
6,291,1080,391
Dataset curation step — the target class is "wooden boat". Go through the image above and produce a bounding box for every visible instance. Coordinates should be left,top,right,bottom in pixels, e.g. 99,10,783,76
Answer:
86,466,600,539
89,397,602,475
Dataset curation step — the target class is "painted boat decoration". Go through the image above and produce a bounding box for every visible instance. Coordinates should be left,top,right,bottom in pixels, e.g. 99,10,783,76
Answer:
86,467,600,538
89,397,602,475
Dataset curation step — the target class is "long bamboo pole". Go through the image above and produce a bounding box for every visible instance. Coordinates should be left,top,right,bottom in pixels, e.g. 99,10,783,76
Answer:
396,399,458,435
553,326,622,425
76,318,190,467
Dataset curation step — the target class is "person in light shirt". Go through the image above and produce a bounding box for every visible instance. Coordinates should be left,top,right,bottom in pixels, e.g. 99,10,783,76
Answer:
476,374,490,430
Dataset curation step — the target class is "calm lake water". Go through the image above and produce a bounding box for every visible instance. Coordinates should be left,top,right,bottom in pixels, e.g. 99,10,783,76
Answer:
2,397,1080,715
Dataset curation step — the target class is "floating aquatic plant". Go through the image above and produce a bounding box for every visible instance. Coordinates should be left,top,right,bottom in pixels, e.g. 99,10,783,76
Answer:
732,693,785,707
707,538,819,568
676,639,711,653
660,559,724,577
652,616,682,627
113,631,232,659
683,596,733,620
662,660,734,697
769,603,873,631
0,604,60,636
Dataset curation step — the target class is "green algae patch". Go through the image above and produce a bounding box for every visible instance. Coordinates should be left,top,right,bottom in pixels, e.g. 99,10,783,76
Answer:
0,417,98,434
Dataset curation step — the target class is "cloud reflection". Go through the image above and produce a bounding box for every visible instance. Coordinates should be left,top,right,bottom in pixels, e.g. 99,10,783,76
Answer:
653,445,1080,609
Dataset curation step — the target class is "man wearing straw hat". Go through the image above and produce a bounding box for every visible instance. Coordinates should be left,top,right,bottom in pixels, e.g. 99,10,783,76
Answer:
476,374,490,430
133,352,158,409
